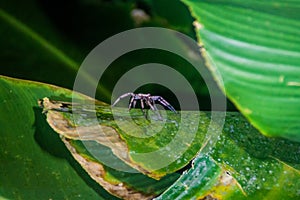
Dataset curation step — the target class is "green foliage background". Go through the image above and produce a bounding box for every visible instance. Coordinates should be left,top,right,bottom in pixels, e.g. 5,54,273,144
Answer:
1,0,300,199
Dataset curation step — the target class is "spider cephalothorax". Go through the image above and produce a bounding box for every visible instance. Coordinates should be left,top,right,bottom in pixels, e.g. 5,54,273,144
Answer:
112,93,177,119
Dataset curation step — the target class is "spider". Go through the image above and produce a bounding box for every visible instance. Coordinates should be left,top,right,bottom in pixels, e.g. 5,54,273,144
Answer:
112,93,177,119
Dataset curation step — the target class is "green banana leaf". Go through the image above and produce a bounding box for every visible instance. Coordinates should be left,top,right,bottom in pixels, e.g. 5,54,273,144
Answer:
181,0,300,142
0,75,179,200
1,1,300,199
38,96,215,179
156,112,300,199
0,76,115,199
2,75,299,199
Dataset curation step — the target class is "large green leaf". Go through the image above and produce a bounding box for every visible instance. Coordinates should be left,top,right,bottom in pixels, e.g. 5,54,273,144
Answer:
155,154,245,200
156,113,300,199
0,76,116,199
38,97,211,179
37,84,300,199
0,75,178,199
2,75,299,199
182,0,300,142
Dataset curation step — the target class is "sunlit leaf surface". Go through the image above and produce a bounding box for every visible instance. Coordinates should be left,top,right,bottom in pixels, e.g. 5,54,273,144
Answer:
0,76,178,200
1,75,300,199
156,113,300,199
182,0,300,142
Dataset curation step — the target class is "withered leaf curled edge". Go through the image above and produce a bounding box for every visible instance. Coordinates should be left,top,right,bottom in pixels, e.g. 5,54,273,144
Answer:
38,97,156,200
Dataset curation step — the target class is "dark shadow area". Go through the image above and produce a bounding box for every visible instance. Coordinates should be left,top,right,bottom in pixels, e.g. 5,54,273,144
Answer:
38,0,134,52
100,48,212,110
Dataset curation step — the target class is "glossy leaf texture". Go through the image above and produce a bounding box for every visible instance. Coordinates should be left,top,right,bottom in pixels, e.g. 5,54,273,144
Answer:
2,75,299,199
156,113,300,199
38,97,213,179
182,0,300,142
0,75,178,200
0,76,114,199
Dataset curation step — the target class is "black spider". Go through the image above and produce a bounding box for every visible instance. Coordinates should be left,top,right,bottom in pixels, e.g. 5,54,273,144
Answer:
112,93,177,119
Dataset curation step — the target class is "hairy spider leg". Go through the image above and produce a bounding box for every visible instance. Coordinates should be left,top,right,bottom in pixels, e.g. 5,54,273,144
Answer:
145,97,156,111
153,96,177,113
112,92,134,107
132,98,137,108
147,97,163,120
140,98,148,117
128,95,136,110
112,93,177,120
